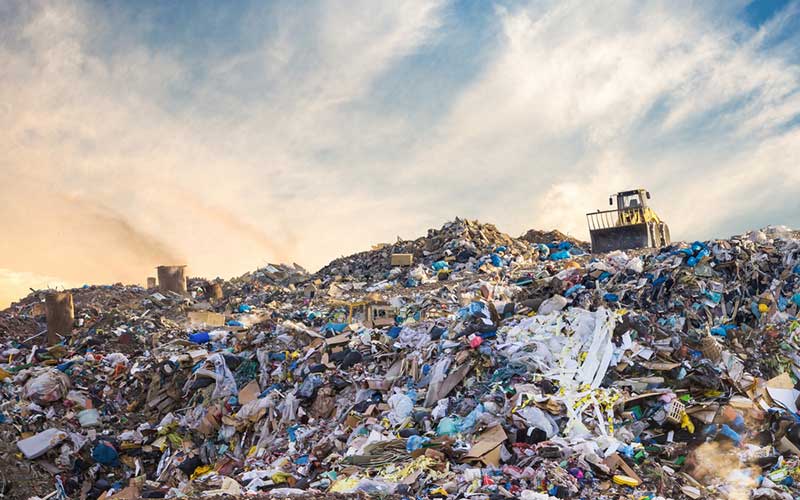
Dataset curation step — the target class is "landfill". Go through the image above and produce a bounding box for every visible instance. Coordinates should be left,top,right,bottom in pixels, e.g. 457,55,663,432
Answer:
3,219,800,499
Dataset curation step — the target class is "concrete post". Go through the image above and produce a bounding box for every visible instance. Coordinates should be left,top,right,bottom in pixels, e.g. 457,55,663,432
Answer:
157,265,188,295
45,292,74,345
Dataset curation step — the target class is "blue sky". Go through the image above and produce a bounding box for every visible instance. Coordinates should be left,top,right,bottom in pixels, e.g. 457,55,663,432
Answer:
1,0,800,305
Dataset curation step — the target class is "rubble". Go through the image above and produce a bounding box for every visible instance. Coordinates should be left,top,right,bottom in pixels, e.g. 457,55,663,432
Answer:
2,220,800,499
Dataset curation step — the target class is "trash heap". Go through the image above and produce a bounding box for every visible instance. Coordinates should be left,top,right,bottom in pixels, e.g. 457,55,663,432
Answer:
3,221,800,499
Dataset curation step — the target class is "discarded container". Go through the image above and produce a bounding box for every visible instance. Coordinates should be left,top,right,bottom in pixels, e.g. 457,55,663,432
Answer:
391,254,413,266
45,291,74,345
666,399,685,425
17,428,68,459
612,474,641,487
157,265,188,294
78,408,101,427
701,335,722,362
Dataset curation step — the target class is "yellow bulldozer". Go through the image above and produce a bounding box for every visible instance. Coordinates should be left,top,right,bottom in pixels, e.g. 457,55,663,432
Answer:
586,188,670,253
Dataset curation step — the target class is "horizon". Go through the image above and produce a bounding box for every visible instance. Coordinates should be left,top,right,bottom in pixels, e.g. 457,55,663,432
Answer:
1,215,791,309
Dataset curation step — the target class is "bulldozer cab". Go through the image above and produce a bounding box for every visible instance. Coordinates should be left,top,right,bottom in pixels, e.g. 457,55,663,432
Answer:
587,188,670,253
614,189,648,209
612,189,651,226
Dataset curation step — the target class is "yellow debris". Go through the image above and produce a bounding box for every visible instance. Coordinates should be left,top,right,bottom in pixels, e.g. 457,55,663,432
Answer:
190,464,213,480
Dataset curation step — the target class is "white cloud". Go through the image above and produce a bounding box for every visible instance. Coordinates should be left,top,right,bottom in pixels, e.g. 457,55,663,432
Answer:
403,0,800,241
0,0,446,306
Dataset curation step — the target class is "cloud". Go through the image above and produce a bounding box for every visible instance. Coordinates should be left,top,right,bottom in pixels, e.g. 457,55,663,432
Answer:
1,0,800,307
0,0,446,305
401,0,800,240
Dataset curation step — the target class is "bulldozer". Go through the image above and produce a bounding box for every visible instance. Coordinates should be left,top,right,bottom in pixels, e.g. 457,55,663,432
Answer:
586,188,670,253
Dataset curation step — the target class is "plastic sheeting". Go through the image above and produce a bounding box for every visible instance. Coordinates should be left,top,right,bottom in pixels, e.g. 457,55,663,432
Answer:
208,353,237,400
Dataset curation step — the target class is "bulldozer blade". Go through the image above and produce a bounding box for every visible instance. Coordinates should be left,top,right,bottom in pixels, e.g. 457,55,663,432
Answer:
590,223,652,253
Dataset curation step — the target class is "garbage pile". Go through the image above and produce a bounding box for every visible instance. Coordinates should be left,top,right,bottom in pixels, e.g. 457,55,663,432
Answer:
317,218,536,281
3,220,800,499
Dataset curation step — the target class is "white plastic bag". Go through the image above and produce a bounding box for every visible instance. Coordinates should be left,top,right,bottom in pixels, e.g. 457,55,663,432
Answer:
208,353,237,400
538,295,567,315
516,406,558,438
24,369,70,405
387,392,413,426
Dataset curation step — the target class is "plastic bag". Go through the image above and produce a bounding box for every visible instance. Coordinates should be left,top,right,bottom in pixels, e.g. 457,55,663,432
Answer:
256,349,272,389
538,295,567,315
296,374,322,400
516,406,558,438
437,416,460,436
387,392,413,425
521,490,559,500
406,435,430,452
432,260,449,271
208,353,237,400
189,332,211,344
409,265,427,281
24,369,71,405
625,256,644,273
355,478,396,496
458,403,484,433
237,397,271,422
431,399,449,421
92,440,120,466
424,357,452,407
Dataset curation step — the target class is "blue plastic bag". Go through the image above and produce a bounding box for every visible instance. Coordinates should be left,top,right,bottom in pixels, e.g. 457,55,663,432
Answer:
406,435,430,452
436,417,460,436
432,260,449,271
323,322,347,333
189,332,211,344
92,441,120,466
550,250,570,261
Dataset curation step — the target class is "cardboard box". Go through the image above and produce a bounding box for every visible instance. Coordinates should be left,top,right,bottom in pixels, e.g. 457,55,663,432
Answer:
187,311,225,327
463,425,507,467
391,253,414,266
238,380,261,405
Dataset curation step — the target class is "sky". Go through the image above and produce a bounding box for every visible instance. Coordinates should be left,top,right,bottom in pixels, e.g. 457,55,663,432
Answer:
2,0,800,307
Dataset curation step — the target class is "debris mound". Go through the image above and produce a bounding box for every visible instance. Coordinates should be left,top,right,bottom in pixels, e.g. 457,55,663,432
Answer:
2,222,800,499
316,218,532,280
519,228,586,248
